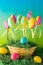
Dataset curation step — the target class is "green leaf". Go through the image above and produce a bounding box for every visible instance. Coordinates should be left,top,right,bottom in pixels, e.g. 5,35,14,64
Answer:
0,60,4,65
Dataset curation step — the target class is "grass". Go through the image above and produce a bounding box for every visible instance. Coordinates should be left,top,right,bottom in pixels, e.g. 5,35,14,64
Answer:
0,40,43,65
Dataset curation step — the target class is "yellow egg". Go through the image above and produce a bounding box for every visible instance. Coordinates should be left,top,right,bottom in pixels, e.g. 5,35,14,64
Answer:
29,18,35,29
33,56,42,63
0,47,8,54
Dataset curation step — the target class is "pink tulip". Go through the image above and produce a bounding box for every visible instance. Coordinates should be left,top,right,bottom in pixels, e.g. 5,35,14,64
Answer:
11,15,16,23
4,21,8,28
36,16,41,26
27,11,32,20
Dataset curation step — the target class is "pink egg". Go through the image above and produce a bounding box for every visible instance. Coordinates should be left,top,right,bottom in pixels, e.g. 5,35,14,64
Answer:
11,53,19,60
11,15,16,23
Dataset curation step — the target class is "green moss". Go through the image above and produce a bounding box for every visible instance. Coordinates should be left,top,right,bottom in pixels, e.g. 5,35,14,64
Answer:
0,40,43,65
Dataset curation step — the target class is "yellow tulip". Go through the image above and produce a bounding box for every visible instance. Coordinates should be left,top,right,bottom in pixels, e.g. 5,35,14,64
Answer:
29,18,35,29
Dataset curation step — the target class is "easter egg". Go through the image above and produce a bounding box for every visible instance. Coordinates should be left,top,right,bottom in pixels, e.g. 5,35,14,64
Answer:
27,11,32,20
21,16,27,27
0,47,8,54
29,18,35,29
20,37,28,44
11,15,16,23
33,56,42,63
11,53,19,60
36,16,41,26
17,15,22,24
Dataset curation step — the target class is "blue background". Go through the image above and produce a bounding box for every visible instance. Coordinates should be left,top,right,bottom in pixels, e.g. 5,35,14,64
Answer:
0,0,43,47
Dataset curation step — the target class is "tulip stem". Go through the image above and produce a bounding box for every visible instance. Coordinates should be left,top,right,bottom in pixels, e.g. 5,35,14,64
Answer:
38,26,41,38
31,29,34,38
7,28,9,42
21,28,25,36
